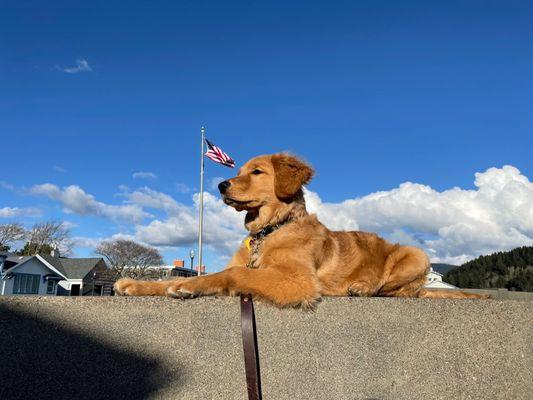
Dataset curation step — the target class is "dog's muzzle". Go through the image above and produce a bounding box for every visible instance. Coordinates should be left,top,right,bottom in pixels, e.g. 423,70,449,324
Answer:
218,180,231,194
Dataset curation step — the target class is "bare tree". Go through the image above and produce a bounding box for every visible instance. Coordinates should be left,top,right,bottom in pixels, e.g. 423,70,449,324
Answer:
95,239,163,279
21,220,73,255
0,223,26,252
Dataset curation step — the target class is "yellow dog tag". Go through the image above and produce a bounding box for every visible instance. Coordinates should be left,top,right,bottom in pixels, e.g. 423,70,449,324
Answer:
244,237,253,251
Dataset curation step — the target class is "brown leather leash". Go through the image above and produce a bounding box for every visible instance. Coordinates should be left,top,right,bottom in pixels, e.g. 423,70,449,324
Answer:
240,294,263,400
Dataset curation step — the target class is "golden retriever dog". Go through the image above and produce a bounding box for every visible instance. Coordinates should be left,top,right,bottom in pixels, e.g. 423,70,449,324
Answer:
115,153,486,307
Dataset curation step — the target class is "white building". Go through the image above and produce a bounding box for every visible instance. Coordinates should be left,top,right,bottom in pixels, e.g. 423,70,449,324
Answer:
424,266,458,289
122,259,203,279
0,252,112,296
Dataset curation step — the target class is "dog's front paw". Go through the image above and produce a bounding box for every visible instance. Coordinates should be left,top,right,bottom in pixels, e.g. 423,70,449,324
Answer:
166,280,200,299
347,281,375,297
114,278,145,296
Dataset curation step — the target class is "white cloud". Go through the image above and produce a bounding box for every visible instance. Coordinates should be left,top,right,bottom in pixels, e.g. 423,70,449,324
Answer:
72,232,136,250
72,236,103,249
0,181,14,191
0,207,41,218
135,192,246,254
53,165,67,173
30,183,150,224
113,187,246,265
22,165,533,267
57,59,92,74
61,221,78,230
176,183,191,193
134,192,246,254
306,165,533,263
123,187,186,215
304,190,360,231
132,171,157,180
28,182,244,258
386,229,424,248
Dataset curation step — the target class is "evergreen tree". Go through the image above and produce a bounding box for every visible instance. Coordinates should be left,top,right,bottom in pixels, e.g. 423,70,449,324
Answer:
445,246,533,292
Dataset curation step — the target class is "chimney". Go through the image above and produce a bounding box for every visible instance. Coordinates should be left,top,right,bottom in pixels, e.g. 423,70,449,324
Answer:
51,246,60,258
0,254,7,275
194,265,206,274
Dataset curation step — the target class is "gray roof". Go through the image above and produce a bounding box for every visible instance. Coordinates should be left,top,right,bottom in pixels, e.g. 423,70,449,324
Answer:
6,255,32,263
3,255,33,271
39,254,105,279
1,253,105,280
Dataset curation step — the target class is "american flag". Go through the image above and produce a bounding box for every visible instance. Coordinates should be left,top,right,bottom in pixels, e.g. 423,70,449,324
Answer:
204,139,235,168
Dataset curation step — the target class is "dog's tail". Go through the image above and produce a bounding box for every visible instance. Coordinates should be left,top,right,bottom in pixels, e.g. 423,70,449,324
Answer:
417,288,490,299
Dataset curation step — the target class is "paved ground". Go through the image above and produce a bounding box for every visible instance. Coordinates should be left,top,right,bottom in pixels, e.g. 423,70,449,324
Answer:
0,296,531,400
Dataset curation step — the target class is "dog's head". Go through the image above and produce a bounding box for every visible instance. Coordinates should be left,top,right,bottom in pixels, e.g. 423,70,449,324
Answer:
218,153,314,213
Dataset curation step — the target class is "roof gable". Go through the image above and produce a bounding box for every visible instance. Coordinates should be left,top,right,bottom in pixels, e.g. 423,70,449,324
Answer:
3,255,67,279
39,254,104,279
2,254,105,280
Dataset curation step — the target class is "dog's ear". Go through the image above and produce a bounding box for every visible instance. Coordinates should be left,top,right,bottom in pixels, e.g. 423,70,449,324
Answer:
271,153,314,200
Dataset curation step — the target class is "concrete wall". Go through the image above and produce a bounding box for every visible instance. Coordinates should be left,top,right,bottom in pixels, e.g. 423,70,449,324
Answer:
0,296,531,400
461,287,533,301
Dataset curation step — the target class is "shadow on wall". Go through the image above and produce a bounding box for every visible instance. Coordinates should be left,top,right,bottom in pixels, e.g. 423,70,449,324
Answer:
0,304,180,400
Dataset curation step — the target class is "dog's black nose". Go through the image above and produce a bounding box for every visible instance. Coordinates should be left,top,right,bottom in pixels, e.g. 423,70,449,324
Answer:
218,180,231,194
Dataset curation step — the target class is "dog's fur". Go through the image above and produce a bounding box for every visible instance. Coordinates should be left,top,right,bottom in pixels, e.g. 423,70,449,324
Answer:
115,153,486,306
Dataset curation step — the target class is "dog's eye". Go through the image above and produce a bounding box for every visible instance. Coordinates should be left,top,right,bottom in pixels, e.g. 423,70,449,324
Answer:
251,169,263,175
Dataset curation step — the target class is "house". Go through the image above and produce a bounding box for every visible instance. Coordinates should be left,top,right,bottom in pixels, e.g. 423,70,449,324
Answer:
0,250,115,296
123,259,205,280
424,266,458,289
123,265,199,280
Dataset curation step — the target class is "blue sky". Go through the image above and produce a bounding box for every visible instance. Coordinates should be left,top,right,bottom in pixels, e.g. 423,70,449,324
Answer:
1,1,532,269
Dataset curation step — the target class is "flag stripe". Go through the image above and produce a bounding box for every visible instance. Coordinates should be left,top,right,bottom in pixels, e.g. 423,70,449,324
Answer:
214,145,228,162
204,138,235,168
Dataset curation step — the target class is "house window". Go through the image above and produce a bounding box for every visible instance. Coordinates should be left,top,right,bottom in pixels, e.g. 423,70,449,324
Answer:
46,280,56,294
13,273,40,294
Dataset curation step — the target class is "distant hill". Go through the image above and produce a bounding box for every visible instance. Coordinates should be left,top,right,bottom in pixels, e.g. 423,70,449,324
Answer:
444,246,533,292
430,263,458,275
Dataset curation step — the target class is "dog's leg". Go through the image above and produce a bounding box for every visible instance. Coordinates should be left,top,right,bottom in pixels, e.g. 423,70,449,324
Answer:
378,246,430,297
114,278,187,296
114,246,251,297
166,266,321,308
347,281,378,297
418,288,490,299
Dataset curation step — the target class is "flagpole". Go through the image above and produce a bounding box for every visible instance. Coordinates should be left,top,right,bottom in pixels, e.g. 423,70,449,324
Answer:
197,126,206,276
